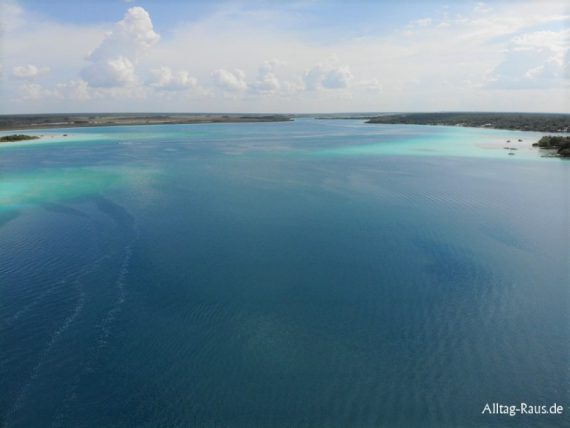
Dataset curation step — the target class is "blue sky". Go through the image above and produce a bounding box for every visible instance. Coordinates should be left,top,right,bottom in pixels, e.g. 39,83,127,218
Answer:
1,0,568,113
18,1,460,30
14,0,490,45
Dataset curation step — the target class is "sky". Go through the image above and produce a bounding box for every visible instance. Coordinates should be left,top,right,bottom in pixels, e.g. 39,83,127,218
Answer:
0,0,568,114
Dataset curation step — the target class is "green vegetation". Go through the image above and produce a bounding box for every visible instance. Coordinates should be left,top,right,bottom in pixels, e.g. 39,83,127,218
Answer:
366,112,570,133
0,114,292,131
532,136,570,157
0,134,40,142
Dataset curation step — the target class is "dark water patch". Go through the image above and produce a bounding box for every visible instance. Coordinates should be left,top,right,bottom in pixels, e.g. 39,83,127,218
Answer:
38,202,89,219
414,237,493,287
0,210,20,230
92,195,135,230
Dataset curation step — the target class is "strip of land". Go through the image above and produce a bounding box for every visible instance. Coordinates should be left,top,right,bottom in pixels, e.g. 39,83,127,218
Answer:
0,134,40,143
0,113,292,131
532,136,570,157
365,112,570,133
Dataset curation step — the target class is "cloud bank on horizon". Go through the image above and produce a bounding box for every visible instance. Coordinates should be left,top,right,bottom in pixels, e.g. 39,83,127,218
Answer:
0,0,568,113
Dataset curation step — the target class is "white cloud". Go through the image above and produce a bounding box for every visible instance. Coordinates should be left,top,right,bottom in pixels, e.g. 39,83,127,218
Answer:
54,79,92,100
148,66,198,90
303,65,324,91
304,60,353,90
281,79,304,96
81,7,159,87
11,64,50,79
525,65,544,79
512,30,569,67
1,0,569,113
211,68,247,92
87,7,159,61
322,65,353,89
485,29,569,89
82,56,137,87
250,60,282,94
18,82,53,100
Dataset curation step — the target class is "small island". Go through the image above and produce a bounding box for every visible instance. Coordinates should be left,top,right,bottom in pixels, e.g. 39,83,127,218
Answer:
0,134,40,143
532,136,570,158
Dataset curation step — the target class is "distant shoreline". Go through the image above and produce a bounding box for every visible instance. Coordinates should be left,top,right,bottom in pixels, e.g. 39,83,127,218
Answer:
3,112,569,134
0,114,293,131
364,112,570,133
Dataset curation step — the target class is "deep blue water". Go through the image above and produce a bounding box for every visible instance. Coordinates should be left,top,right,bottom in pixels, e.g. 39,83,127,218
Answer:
0,119,568,427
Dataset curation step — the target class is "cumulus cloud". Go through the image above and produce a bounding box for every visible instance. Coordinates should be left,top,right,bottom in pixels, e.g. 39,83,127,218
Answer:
18,82,53,100
82,56,137,87
54,79,92,100
12,64,50,79
525,65,544,79
512,30,569,68
322,66,353,89
304,61,353,90
16,79,93,102
86,7,159,63
250,60,282,94
211,68,247,92
148,66,198,90
2,0,569,113
81,7,159,87
303,66,324,91
486,29,569,89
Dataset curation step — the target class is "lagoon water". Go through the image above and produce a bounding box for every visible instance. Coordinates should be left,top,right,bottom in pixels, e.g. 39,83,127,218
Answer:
0,119,568,427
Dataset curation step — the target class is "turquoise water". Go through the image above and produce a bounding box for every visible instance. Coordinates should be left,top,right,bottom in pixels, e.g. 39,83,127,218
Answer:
0,119,568,427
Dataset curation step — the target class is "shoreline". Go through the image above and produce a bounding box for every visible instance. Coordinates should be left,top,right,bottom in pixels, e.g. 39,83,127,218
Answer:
369,121,569,134
0,114,293,132
365,112,570,133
